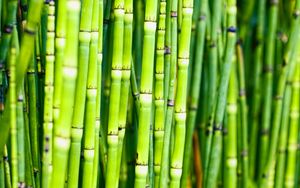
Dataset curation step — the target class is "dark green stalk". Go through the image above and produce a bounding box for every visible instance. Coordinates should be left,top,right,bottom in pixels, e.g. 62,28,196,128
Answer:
27,55,41,188
204,0,237,186
164,0,171,108
249,0,266,179
203,0,223,181
258,0,278,178
181,0,207,186
51,0,80,186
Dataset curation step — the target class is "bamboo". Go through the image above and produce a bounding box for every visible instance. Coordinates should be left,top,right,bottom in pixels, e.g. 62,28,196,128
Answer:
51,0,80,186
169,0,193,186
181,0,207,186
205,0,237,186
153,0,166,185
105,0,125,187
259,0,300,186
134,0,158,186
41,1,55,187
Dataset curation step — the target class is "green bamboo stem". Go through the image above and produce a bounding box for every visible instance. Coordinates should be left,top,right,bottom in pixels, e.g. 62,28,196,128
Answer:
67,0,94,185
9,30,18,188
274,40,296,188
204,0,237,186
203,0,223,181
224,58,237,188
52,0,66,134
41,1,55,187
236,43,249,188
0,156,4,188
181,0,207,186
51,0,80,186
153,0,166,186
4,146,12,188
92,0,104,186
249,0,266,179
258,0,278,178
164,0,171,108
106,0,125,187
159,0,177,185
259,0,300,186
134,0,158,186
27,55,41,188
169,0,193,187
82,0,99,185
284,54,300,188
115,0,133,184
17,88,26,188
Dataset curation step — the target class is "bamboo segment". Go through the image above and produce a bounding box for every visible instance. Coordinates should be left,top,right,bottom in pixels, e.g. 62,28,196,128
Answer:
135,0,158,186
41,1,55,187
153,0,166,186
169,0,193,186
51,0,80,187
106,0,125,187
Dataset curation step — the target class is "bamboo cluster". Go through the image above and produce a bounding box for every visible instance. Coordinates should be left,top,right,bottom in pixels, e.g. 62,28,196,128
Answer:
0,0,300,187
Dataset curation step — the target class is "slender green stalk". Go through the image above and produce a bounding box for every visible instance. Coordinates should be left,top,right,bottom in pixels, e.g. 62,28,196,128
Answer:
92,0,104,186
203,0,223,181
159,0,178,185
259,0,300,186
0,156,4,188
249,0,266,179
274,40,296,188
169,0,193,187
224,58,237,188
51,0,80,186
134,0,158,186
82,0,99,185
115,0,133,184
4,146,12,188
41,1,55,187
153,0,166,185
164,0,171,108
52,0,66,135
8,30,18,188
284,54,300,188
67,0,94,185
27,52,41,188
205,0,237,186
236,43,249,188
258,0,278,178
105,0,125,187
181,0,207,186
